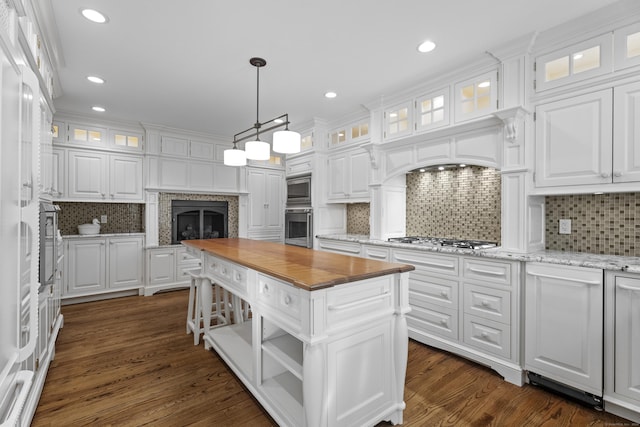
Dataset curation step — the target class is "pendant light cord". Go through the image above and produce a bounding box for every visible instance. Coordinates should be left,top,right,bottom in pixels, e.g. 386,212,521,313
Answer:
255,65,261,138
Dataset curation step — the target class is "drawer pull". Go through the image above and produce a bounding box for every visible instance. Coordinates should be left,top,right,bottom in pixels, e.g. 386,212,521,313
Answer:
423,260,455,269
469,267,504,277
328,292,390,311
263,283,269,292
527,271,601,285
284,295,291,305
481,300,490,307
440,291,448,298
439,319,447,326
481,332,489,339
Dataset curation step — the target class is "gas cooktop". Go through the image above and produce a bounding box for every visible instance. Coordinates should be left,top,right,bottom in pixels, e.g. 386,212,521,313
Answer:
387,236,497,249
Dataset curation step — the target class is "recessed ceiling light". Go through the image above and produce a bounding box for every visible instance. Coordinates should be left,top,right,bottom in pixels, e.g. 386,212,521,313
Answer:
438,166,445,171
417,40,436,53
92,106,106,112
459,164,466,167
325,91,337,99
477,81,491,88
81,9,108,23
419,168,426,173
87,76,105,84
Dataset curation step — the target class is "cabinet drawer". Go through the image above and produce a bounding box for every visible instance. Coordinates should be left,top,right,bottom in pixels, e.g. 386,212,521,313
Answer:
177,246,200,265
463,283,511,324
177,264,200,281
463,314,511,359
362,245,390,261
326,276,392,331
318,239,361,256
257,274,301,328
393,249,458,277
203,257,247,297
407,302,458,341
409,275,458,309
462,258,513,287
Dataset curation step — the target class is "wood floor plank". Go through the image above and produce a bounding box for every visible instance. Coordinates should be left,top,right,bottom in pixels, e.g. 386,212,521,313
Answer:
32,290,630,426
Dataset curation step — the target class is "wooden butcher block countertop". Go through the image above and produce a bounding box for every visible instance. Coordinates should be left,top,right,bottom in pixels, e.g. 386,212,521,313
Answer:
182,238,414,291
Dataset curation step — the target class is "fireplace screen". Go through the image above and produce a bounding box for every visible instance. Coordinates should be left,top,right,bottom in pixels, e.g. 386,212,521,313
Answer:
171,200,228,244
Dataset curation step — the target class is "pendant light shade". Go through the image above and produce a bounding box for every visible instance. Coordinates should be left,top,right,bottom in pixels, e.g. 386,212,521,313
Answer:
272,130,301,154
245,139,270,160
224,146,247,166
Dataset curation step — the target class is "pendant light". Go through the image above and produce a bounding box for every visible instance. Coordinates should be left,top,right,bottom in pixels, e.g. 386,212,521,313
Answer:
224,57,301,166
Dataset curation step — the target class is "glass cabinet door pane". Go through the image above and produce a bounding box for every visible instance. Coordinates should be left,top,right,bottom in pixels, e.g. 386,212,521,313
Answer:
545,56,570,82
573,46,600,74
628,31,640,59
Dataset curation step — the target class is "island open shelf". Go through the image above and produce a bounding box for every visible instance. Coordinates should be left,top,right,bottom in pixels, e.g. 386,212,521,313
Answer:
184,238,413,427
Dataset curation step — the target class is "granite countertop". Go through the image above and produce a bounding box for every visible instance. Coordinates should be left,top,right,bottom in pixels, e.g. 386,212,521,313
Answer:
316,234,640,273
183,238,414,291
62,232,146,238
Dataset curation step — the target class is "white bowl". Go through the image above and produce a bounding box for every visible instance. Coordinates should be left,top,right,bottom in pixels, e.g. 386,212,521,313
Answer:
78,224,100,235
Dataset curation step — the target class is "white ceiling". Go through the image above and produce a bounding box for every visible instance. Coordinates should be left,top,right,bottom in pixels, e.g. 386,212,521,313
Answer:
45,0,620,139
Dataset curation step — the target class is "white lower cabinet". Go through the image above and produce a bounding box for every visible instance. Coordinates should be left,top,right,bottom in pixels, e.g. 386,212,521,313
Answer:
604,272,640,423
525,262,603,397
63,235,144,300
247,167,284,242
392,249,523,385
145,245,199,296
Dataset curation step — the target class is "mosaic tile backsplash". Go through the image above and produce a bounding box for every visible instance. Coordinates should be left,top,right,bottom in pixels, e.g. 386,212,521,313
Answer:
405,166,501,242
158,193,239,246
57,202,145,235
346,203,371,235
545,192,640,256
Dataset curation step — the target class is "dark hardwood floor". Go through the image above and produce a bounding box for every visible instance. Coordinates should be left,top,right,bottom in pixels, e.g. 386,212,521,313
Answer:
32,290,629,426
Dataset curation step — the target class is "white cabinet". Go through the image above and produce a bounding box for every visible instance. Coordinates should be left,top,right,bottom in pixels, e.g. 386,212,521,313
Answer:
535,81,640,189
327,148,370,202
604,272,640,423
453,70,498,122
613,81,640,183
383,101,412,141
50,148,64,198
145,246,200,296
525,263,603,396
67,150,143,201
534,89,613,187
66,238,107,295
247,168,284,241
64,235,144,299
147,156,240,193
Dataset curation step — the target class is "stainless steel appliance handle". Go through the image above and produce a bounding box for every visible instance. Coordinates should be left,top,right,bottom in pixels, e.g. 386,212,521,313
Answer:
306,211,313,248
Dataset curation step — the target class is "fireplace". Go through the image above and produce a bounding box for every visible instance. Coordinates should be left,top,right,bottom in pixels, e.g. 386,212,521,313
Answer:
171,200,228,244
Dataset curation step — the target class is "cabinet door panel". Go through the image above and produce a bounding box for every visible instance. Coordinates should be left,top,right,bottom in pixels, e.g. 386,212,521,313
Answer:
109,238,143,288
328,155,346,199
264,171,283,228
68,150,107,199
349,151,370,198
615,277,640,400
110,155,143,200
525,263,603,395
67,239,106,294
248,169,267,228
535,90,613,187
613,81,640,183
148,249,175,285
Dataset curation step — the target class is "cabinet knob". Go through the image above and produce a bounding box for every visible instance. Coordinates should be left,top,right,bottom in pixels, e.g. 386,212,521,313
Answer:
263,283,269,292
600,172,611,178
101,193,106,198
439,319,447,325
440,291,448,298
614,172,623,177
481,300,490,307
481,332,489,339
284,295,291,305
110,194,114,198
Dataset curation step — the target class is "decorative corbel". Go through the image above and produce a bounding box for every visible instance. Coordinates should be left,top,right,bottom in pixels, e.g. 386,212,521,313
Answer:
494,106,529,143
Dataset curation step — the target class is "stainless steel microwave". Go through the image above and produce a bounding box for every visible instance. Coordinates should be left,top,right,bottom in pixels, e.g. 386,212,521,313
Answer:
286,175,311,207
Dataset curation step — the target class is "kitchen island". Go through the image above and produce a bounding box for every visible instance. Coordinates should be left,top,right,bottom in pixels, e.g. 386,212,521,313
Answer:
182,238,414,427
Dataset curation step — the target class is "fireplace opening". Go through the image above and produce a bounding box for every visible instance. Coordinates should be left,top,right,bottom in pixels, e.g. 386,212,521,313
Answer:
171,200,228,245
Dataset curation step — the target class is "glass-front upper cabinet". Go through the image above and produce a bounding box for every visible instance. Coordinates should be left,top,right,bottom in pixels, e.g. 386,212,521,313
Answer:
110,129,143,152
384,101,412,140
67,122,107,145
535,33,613,92
329,118,369,146
415,87,449,132
614,22,640,70
454,71,497,123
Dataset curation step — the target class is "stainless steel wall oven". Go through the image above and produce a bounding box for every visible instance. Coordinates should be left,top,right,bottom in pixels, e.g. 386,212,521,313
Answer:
284,208,313,248
286,175,311,207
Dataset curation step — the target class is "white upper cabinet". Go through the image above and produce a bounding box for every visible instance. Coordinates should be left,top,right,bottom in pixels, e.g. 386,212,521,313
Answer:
613,81,640,183
327,147,370,202
535,33,613,92
67,150,143,201
384,101,412,141
329,118,370,147
415,88,449,132
454,71,498,122
535,81,640,189
535,89,613,187
614,22,640,71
